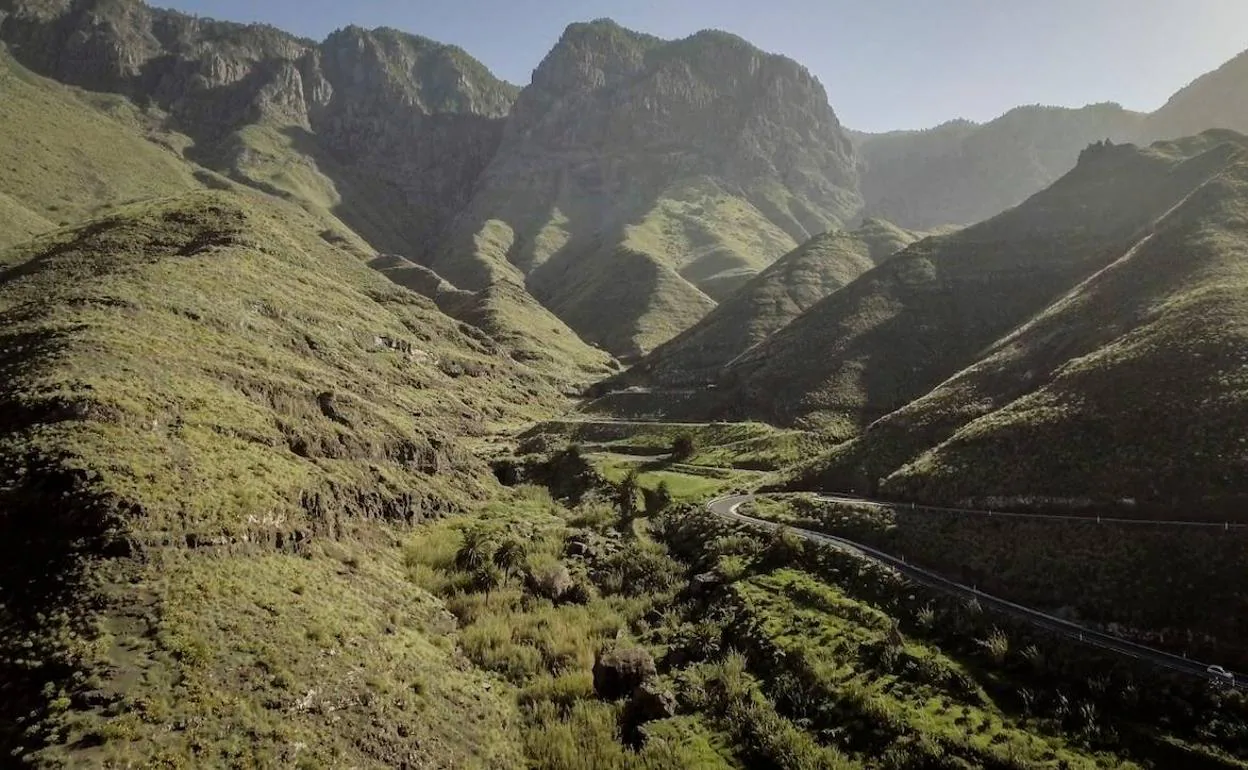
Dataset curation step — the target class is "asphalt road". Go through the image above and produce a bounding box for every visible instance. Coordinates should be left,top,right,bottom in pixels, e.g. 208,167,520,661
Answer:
707,494,1242,689
815,493,1248,529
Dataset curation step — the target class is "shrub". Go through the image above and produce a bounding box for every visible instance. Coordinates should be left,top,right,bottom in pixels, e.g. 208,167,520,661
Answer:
671,434,697,462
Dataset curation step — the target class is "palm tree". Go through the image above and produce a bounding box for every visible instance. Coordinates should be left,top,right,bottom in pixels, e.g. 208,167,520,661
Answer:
492,538,527,581
473,563,504,598
455,528,494,573
617,471,640,518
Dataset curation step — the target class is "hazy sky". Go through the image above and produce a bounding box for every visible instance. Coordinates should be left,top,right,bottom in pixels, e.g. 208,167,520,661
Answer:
158,0,1248,132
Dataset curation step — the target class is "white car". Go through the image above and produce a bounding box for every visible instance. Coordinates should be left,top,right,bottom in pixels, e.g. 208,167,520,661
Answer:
1207,665,1236,685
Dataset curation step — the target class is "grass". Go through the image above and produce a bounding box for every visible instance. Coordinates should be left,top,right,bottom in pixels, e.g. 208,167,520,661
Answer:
656,504,1248,769
610,219,922,388
593,456,755,502
400,484,747,769
0,49,202,245
779,496,1248,670
34,543,523,768
522,420,831,472
0,190,573,764
728,569,1116,769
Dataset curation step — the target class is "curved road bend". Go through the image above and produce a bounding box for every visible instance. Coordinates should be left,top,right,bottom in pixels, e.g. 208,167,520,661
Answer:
707,494,1242,689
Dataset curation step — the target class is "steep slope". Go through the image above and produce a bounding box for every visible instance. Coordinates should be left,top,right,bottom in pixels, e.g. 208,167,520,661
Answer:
1145,48,1248,142
0,190,558,766
0,45,202,246
0,1,617,382
821,135,1248,510
854,104,1145,230
612,218,922,387
371,254,616,384
0,1,517,259
717,133,1244,435
430,20,861,357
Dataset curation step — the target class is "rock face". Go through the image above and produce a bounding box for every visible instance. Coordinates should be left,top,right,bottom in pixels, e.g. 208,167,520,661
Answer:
429,20,861,357
0,0,517,258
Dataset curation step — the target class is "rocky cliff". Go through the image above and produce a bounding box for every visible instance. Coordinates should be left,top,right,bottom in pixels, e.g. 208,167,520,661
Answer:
0,0,517,258
427,20,862,358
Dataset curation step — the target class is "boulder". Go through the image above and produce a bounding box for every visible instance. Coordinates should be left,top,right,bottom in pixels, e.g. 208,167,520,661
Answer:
527,563,574,601
592,646,657,699
628,681,677,723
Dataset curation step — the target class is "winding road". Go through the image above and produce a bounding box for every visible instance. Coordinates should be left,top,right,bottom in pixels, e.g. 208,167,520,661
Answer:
707,494,1243,688
814,493,1248,530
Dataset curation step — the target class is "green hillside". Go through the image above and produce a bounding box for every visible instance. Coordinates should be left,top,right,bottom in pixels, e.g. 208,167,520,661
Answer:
0,190,565,766
612,218,922,387
540,244,719,360
874,142,1248,508
0,48,202,245
372,255,617,385
719,134,1246,435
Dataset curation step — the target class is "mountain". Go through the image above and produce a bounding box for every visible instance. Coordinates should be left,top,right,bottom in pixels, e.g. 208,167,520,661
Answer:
1145,49,1248,142
0,29,593,763
802,131,1248,510
853,103,1146,230
608,218,924,388
0,0,516,258
427,20,862,358
715,133,1245,436
0,0,614,382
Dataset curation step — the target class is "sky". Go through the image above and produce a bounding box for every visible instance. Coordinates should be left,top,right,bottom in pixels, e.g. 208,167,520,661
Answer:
157,0,1248,132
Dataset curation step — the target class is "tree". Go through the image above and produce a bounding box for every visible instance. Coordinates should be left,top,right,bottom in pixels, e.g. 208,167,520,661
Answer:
670,434,696,462
472,563,504,597
616,471,640,519
455,528,494,573
492,538,527,581
643,481,673,517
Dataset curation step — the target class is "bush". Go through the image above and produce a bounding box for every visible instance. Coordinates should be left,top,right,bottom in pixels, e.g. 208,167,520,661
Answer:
593,543,684,597
671,434,697,462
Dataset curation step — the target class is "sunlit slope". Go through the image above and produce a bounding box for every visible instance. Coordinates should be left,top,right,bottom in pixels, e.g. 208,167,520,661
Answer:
0,191,559,765
612,218,922,387
719,134,1247,435
0,48,202,246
